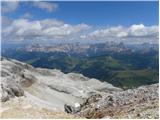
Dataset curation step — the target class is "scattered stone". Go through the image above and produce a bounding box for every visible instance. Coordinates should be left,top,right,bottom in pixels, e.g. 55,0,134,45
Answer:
77,84,159,119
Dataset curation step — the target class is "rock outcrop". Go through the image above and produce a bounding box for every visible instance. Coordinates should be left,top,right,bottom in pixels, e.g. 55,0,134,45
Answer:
75,84,159,119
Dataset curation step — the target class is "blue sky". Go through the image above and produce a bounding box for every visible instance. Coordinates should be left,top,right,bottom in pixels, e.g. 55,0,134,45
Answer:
2,1,159,44
50,1,158,26
5,1,158,26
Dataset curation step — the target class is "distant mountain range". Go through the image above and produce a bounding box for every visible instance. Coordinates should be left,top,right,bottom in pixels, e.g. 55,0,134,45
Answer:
18,42,158,55
2,42,159,89
23,42,129,54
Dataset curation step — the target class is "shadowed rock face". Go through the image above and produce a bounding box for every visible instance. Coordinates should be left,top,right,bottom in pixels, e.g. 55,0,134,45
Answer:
1,57,121,110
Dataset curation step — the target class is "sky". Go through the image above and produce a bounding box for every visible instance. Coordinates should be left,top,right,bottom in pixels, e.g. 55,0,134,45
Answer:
1,1,159,44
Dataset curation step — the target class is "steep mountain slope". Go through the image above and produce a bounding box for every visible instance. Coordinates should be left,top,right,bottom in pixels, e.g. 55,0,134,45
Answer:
0,57,121,117
0,58,158,119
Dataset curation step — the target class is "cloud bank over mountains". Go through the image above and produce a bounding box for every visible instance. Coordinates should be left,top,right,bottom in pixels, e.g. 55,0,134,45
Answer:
82,24,158,41
1,1,159,44
2,18,158,44
2,18,90,42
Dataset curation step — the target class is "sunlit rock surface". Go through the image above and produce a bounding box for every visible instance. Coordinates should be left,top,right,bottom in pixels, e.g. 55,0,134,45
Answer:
1,57,158,119
1,57,121,118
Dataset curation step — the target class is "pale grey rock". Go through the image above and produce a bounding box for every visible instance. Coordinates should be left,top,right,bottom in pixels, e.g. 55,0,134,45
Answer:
0,57,158,119
1,57,121,111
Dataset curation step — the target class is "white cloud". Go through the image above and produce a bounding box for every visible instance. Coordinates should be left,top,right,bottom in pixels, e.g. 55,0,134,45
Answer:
2,18,91,41
80,35,87,39
128,24,158,37
1,16,12,27
33,1,58,12
88,26,128,38
22,12,32,19
2,17,158,44
85,24,158,43
1,1,58,14
2,1,19,13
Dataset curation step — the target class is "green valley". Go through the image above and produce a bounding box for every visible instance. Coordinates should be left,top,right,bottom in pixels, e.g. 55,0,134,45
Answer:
2,48,158,89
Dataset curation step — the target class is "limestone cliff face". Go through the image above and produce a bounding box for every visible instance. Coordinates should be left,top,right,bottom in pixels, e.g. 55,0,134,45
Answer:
0,57,158,119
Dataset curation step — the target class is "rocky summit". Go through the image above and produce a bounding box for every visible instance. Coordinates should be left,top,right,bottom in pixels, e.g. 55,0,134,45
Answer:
0,57,159,119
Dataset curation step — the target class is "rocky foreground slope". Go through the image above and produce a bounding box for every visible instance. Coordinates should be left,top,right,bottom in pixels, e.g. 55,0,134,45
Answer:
75,84,159,119
0,57,159,119
0,57,121,118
